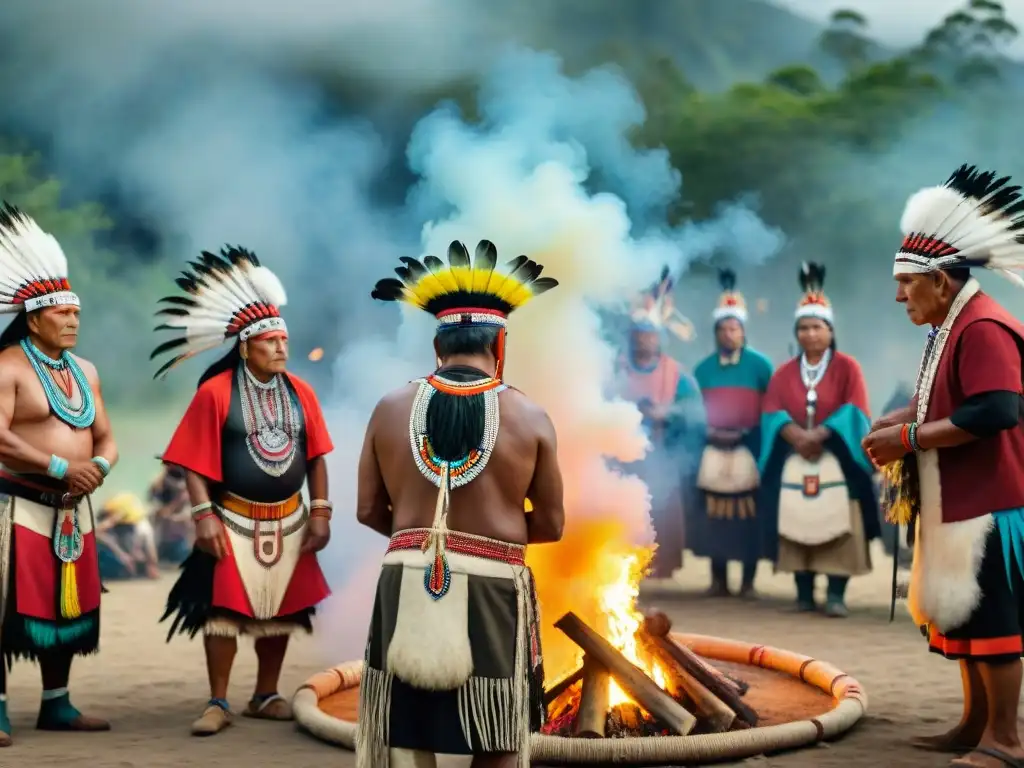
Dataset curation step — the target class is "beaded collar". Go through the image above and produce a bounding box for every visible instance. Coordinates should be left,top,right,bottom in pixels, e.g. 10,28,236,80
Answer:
20,338,95,429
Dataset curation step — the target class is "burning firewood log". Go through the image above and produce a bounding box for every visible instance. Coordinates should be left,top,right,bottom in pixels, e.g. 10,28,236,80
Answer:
636,626,735,732
544,665,584,706
555,611,698,736
574,655,610,738
642,611,759,727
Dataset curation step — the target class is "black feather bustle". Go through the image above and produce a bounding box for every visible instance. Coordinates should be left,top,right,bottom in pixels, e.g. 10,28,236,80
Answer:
718,268,737,292
799,261,826,293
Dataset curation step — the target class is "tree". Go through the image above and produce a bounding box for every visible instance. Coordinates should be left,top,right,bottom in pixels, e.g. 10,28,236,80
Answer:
819,9,873,72
914,0,1018,85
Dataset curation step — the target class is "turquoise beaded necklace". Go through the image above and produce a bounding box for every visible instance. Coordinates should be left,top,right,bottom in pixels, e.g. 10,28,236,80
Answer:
20,338,95,429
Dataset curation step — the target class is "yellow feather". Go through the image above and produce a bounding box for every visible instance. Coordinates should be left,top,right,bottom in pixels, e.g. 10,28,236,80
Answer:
492,274,526,303
471,265,493,293
434,269,459,293
502,281,536,308
407,273,449,306
450,266,473,292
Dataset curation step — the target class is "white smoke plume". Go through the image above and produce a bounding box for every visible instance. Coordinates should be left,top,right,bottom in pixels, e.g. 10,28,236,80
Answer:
0,4,784,667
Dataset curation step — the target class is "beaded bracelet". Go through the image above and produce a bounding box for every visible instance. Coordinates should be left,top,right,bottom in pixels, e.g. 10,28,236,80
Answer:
191,502,214,521
91,456,111,477
47,454,69,480
193,511,216,524
310,499,333,511
899,423,913,453
908,421,921,452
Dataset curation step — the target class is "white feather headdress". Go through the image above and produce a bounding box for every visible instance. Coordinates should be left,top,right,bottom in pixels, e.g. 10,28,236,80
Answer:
795,261,833,325
712,268,748,324
0,203,78,313
630,266,695,342
151,246,288,378
896,164,1024,287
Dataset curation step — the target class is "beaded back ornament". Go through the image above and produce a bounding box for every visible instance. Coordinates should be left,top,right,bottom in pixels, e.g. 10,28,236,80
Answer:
372,239,559,600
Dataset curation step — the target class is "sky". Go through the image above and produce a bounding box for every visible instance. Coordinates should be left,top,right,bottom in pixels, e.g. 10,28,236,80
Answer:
777,0,1024,57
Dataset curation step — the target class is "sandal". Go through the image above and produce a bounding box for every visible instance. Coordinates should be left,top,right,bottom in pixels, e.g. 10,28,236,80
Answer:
951,746,1024,767
243,693,293,721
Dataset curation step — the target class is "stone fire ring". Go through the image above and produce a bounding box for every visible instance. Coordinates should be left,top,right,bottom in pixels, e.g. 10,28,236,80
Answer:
292,633,867,765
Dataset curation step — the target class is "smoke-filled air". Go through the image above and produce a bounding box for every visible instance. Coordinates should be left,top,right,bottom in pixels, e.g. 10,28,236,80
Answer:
1,0,1024,748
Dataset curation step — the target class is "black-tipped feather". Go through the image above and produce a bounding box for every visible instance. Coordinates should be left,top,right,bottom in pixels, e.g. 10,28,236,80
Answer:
150,337,190,360
474,240,498,272
718,268,737,292
799,261,826,292
371,277,406,301
399,256,429,282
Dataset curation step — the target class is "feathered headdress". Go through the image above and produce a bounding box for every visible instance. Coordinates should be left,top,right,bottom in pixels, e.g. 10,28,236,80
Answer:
712,268,748,325
150,247,288,378
371,239,558,379
0,203,78,314
795,261,833,324
630,266,695,342
897,164,1024,286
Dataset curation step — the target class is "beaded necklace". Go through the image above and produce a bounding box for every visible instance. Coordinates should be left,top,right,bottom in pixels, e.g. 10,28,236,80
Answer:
20,338,95,429
409,372,506,600
237,364,300,477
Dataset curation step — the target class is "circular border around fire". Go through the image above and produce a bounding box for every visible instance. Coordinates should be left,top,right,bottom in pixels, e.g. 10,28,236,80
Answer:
292,633,867,764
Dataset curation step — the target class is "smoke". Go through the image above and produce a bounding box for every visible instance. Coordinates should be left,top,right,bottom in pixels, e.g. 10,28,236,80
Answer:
316,48,783,665
0,2,783,668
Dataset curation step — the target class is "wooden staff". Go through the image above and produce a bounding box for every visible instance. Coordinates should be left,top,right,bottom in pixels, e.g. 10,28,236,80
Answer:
555,612,697,736
574,655,610,738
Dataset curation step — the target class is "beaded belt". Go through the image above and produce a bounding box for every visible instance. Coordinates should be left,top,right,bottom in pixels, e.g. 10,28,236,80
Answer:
219,492,301,521
387,527,526,565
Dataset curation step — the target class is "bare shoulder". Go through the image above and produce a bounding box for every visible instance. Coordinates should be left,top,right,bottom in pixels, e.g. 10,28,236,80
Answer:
69,353,100,384
500,387,554,434
373,381,419,418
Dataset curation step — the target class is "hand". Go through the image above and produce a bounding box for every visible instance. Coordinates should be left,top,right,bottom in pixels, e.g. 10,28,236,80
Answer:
65,460,104,496
194,515,227,559
870,413,901,433
793,429,823,461
862,424,908,468
301,516,331,554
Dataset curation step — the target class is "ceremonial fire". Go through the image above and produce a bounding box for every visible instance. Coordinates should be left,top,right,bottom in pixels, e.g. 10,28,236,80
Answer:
531,540,759,739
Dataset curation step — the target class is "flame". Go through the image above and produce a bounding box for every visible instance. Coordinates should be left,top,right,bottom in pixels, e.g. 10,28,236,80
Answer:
527,515,667,711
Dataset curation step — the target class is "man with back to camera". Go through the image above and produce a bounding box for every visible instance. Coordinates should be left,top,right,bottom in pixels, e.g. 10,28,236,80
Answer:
356,239,565,768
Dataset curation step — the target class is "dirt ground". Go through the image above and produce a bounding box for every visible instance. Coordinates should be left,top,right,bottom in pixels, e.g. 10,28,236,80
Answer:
1,545,982,767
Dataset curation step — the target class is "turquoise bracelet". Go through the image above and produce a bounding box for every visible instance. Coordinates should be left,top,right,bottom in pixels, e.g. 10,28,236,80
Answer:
91,456,111,477
47,454,69,480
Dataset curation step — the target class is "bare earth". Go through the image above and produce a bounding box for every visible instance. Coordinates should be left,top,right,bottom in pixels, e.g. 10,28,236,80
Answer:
3,544,980,767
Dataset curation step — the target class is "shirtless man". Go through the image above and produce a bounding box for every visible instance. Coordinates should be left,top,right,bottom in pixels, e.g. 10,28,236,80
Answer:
0,205,116,746
356,239,564,768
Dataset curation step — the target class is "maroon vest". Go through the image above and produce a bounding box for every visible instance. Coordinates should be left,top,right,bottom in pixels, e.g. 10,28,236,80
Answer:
925,292,1024,523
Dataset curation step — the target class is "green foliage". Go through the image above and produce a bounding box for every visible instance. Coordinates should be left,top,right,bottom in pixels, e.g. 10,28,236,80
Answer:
3,0,1022,404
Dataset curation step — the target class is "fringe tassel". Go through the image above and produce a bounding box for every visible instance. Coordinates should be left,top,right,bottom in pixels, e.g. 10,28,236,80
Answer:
880,458,917,527
60,561,82,620
356,666,393,768
453,567,532,765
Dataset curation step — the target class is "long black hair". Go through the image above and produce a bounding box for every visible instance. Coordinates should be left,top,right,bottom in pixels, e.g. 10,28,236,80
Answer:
0,312,29,351
197,342,241,389
427,325,500,463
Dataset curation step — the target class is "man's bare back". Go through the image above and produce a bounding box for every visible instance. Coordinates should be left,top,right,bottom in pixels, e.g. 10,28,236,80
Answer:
359,380,564,546
0,345,100,469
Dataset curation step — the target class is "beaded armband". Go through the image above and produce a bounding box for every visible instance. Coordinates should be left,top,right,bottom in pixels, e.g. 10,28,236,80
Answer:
47,455,69,480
